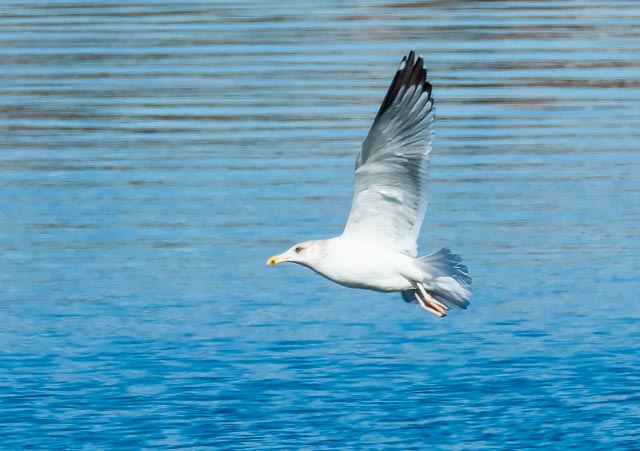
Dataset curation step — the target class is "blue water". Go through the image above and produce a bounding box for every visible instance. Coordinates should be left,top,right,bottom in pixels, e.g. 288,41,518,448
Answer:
1,1,640,449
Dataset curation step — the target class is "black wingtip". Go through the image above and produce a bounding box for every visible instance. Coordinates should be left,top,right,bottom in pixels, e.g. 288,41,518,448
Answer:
374,51,433,120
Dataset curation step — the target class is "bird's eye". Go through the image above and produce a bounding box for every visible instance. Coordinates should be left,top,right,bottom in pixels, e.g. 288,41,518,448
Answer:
294,246,303,253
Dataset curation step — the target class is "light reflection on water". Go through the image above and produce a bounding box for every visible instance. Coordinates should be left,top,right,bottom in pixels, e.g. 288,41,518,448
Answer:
1,1,639,448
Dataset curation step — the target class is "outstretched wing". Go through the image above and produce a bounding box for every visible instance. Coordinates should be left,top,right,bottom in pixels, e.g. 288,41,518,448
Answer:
342,51,435,257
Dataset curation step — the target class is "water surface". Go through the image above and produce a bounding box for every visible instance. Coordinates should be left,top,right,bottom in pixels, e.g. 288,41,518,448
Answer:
1,1,639,449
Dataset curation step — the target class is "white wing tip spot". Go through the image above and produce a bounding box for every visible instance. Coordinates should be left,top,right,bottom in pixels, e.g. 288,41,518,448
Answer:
398,58,407,70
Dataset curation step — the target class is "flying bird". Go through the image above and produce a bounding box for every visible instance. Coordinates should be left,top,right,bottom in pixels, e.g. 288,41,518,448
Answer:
267,51,471,317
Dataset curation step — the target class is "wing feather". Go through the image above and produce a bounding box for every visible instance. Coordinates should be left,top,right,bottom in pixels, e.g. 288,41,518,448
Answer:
342,51,435,257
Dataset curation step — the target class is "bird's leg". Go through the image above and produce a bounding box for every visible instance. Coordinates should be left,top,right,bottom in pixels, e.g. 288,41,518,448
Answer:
414,292,445,317
416,282,448,313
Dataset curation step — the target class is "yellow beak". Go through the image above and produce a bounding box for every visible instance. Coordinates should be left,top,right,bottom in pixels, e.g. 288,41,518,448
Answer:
267,254,286,266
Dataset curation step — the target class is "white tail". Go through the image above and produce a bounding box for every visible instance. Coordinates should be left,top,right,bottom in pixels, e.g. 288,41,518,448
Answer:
415,247,472,309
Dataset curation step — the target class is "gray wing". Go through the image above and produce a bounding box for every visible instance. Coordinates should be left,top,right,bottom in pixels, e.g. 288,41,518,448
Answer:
342,51,435,257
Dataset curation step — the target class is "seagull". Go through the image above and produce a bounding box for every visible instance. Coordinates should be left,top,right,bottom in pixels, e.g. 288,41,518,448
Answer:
267,51,471,317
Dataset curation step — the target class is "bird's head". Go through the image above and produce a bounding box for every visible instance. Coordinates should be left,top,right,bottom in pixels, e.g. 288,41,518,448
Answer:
267,240,325,268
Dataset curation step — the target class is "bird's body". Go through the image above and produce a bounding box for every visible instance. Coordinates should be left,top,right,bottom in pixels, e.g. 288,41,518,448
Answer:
303,237,421,292
267,51,472,317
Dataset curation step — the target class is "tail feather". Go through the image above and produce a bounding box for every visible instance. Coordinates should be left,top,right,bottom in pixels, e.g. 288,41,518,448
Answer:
416,247,472,309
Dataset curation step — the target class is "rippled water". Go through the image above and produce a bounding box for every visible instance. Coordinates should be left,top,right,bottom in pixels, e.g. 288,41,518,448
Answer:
2,1,640,448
